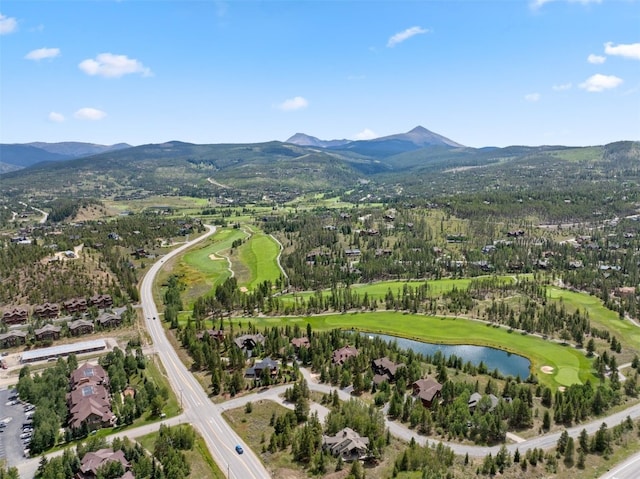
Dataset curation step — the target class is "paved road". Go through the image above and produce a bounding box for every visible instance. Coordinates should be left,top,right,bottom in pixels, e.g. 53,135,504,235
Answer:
140,225,270,479
600,451,640,479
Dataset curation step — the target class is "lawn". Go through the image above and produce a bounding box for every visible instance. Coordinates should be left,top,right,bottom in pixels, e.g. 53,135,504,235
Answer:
547,287,640,356
248,312,595,390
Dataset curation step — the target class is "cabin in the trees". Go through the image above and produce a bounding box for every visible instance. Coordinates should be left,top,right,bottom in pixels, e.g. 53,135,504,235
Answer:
412,377,442,408
371,357,405,385
76,448,134,479
322,427,370,462
291,337,310,350
332,345,359,365
234,333,265,353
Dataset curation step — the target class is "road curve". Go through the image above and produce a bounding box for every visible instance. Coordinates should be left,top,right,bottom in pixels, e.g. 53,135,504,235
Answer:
141,225,271,479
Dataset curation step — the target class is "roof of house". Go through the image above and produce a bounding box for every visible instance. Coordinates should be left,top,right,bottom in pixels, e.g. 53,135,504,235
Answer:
322,427,370,456
233,333,265,349
34,324,62,335
413,377,443,402
68,319,95,330
79,448,130,476
372,357,404,376
0,330,28,340
71,362,108,386
291,337,310,348
332,345,359,364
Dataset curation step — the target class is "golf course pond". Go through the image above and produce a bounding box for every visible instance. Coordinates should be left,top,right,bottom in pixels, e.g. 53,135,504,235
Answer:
368,333,531,379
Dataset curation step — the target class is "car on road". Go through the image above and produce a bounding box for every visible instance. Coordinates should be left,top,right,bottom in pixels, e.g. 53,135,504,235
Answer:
235,445,243,454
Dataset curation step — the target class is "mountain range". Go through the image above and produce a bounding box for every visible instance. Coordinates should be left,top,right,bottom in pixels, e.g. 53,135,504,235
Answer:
0,141,131,173
0,126,638,204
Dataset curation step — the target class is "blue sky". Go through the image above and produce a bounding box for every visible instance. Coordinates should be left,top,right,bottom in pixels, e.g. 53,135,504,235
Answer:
1,0,639,147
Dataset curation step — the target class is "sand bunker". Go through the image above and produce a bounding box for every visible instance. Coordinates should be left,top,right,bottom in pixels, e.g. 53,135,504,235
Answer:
239,287,248,293
208,254,223,260
540,366,554,374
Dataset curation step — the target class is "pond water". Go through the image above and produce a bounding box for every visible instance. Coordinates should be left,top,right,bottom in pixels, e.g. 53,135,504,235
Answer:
367,333,531,379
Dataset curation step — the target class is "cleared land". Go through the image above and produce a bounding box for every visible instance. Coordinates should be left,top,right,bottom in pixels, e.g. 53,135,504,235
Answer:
248,312,595,390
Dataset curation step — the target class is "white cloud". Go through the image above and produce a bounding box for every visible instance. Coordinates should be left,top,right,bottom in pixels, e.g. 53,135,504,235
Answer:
552,83,572,91
587,54,606,64
0,13,17,34
354,128,378,140
604,42,640,61
25,47,60,61
579,74,623,92
277,96,308,111
74,108,107,120
387,26,428,48
525,93,541,102
79,53,152,78
531,0,602,9
48,112,65,123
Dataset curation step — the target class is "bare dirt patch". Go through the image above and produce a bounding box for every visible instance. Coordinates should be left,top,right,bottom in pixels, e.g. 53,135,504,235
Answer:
541,365,554,374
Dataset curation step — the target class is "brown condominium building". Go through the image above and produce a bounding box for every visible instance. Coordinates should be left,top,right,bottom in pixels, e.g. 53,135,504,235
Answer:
67,363,115,432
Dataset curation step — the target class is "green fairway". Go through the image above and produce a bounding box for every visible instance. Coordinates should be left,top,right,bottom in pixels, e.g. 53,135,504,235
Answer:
278,276,516,304
177,228,247,306
248,311,594,389
236,228,282,290
547,287,640,354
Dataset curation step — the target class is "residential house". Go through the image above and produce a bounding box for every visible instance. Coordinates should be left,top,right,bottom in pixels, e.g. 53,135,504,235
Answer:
234,333,265,352
0,330,27,348
412,377,442,408
34,302,59,319
322,427,370,462
245,357,279,379
76,448,134,479
2,307,28,325
96,312,121,329
615,287,635,298
34,324,62,341
468,393,499,413
291,337,310,350
68,363,115,432
371,357,405,385
89,294,113,309
68,319,95,336
332,345,359,365
196,329,225,341
63,298,88,314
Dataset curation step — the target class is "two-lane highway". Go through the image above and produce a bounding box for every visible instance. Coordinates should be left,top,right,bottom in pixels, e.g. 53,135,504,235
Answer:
141,225,270,479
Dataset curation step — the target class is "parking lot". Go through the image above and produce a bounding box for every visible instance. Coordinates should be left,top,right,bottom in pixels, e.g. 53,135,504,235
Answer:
0,386,34,468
